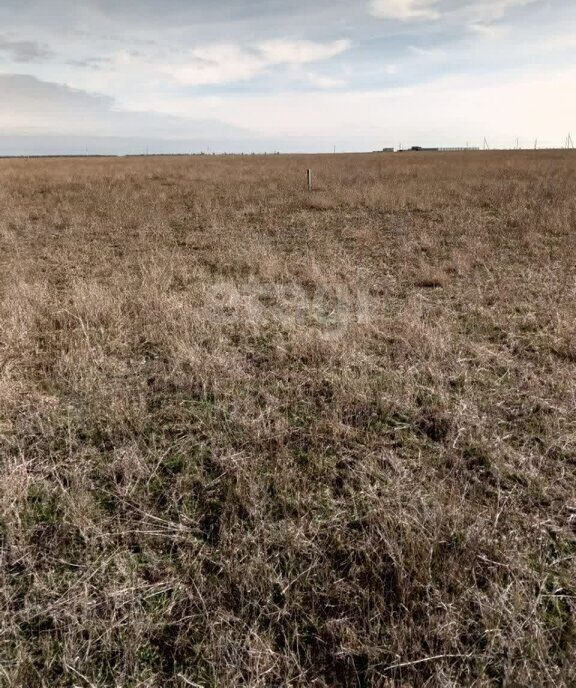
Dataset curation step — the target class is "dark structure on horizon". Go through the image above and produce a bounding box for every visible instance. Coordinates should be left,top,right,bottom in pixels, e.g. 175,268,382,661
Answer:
404,146,480,152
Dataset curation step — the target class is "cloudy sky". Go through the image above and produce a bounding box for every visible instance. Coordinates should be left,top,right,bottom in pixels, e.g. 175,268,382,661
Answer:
1,0,575,154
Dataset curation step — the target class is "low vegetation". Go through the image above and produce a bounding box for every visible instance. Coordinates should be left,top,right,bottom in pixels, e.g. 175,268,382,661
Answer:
0,151,575,686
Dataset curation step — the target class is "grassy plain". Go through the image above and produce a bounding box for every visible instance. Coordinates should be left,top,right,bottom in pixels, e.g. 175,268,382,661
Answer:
0,151,575,686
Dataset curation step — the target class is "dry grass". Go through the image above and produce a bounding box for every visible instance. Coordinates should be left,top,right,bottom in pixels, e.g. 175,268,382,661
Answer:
0,151,575,686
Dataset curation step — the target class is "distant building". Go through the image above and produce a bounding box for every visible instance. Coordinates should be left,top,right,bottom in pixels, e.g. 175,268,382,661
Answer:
398,146,480,152
382,147,394,152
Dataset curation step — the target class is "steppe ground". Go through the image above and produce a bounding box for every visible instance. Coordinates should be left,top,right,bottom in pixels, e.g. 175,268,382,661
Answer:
0,151,575,687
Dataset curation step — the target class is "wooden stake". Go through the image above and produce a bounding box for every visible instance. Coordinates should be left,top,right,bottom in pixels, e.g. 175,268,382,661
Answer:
307,169,313,192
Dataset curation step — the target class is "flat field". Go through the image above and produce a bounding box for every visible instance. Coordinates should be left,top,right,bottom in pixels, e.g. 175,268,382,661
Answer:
0,152,575,686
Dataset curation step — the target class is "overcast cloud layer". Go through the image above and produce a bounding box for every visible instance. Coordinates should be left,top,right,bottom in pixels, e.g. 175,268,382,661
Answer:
1,0,575,154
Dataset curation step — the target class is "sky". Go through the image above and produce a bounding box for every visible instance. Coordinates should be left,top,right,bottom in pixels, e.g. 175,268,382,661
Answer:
1,0,575,154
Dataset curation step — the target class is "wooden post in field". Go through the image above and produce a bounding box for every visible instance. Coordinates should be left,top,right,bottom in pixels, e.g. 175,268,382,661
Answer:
307,169,313,192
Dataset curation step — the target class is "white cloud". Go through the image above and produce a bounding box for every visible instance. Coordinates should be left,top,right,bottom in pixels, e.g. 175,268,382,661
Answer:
468,22,508,38
305,73,347,89
168,45,262,86
467,0,534,21
408,45,447,60
166,38,350,87
111,49,141,66
368,0,440,21
369,0,534,22
257,39,350,65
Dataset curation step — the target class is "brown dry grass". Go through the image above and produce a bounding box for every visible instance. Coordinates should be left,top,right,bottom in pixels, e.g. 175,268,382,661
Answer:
0,151,575,686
